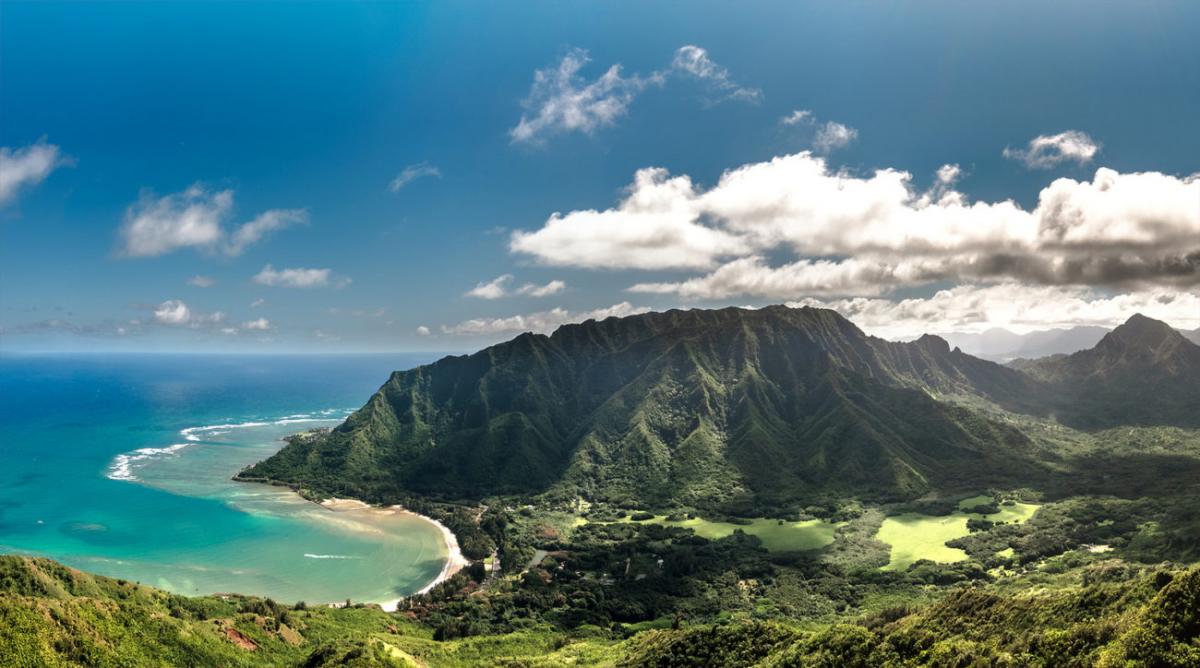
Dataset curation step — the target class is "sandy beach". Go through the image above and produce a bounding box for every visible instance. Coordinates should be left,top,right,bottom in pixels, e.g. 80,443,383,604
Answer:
319,496,469,610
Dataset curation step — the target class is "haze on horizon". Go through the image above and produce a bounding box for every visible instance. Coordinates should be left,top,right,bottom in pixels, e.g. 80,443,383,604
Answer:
2,1,1198,354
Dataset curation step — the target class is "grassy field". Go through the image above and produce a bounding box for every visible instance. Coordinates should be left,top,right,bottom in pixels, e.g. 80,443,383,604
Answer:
876,495,1041,570
620,516,842,552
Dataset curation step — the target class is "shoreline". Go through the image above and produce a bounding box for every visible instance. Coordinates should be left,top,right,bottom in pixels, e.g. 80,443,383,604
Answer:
317,496,469,610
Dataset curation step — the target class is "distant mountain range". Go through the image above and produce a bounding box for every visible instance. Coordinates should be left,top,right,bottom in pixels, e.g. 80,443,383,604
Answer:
939,325,1112,362
240,307,1200,511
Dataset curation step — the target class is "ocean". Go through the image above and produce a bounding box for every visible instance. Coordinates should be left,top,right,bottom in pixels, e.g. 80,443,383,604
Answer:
0,353,448,606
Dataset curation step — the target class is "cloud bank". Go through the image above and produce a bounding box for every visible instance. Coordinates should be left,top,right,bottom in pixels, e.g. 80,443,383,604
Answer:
511,152,1199,299
442,302,648,336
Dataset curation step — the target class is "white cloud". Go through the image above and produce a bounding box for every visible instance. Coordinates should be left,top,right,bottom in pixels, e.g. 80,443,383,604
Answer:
466,275,567,299
241,318,271,331
510,45,757,144
153,299,191,325
812,121,858,153
631,256,933,299
465,274,513,299
416,325,431,336
670,45,761,103
225,208,307,256
1004,130,1100,169
442,302,649,336
512,152,1200,297
389,162,441,191
151,299,224,327
510,166,750,270
778,110,857,153
789,284,1200,340
121,186,231,257
187,275,216,288
0,141,71,205
119,185,304,258
253,265,339,288
780,109,814,126
517,280,566,297
250,298,266,308
510,48,656,144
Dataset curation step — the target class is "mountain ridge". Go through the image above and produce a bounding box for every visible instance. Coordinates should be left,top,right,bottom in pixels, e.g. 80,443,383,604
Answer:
239,307,1198,510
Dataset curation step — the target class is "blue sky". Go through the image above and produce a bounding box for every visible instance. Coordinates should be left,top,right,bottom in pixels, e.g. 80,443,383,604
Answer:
2,1,1198,352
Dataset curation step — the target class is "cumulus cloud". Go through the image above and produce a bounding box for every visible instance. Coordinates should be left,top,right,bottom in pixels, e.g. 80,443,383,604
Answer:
1004,130,1100,169
187,275,216,288
0,140,72,205
513,152,1200,298
780,109,814,126
153,299,192,325
152,299,225,327
119,184,305,258
789,284,1200,340
442,302,649,336
670,45,761,103
121,186,231,257
517,279,566,297
389,162,441,191
415,325,431,336
812,121,858,153
253,265,343,288
778,110,857,153
465,274,513,299
241,318,271,331
510,45,757,144
510,166,751,270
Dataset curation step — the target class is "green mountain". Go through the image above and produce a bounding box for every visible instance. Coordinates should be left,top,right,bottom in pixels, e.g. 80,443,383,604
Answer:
1015,314,1200,429
239,307,1198,510
239,306,1047,509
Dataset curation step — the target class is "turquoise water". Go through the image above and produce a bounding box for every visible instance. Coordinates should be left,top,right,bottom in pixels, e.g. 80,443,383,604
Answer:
0,353,446,605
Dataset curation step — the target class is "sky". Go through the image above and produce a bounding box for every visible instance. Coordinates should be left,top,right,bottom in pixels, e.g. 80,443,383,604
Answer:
1,0,1198,352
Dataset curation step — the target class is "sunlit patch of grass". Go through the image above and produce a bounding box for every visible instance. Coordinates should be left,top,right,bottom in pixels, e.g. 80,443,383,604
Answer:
876,513,971,570
628,516,841,552
876,495,1041,570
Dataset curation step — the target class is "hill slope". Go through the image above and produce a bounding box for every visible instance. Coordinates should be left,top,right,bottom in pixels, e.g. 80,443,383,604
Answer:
240,306,1046,509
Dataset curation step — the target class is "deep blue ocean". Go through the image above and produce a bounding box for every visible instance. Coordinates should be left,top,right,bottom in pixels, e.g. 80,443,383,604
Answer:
0,353,448,605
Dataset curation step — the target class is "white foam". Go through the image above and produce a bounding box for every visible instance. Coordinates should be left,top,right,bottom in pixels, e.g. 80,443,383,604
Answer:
303,553,360,560
111,409,352,483
106,443,190,481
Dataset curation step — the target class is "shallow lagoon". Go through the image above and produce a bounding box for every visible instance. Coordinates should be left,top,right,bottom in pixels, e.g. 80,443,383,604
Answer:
0,354,446,605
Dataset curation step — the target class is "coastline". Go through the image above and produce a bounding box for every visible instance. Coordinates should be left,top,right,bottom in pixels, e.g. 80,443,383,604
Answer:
318,496,469,610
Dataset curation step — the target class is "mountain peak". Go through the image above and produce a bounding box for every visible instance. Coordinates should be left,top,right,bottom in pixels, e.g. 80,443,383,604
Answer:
1105,313,1183,349
914,333,952,355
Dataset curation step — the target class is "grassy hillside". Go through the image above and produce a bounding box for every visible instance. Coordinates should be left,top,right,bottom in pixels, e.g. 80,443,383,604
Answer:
4,553,1198,667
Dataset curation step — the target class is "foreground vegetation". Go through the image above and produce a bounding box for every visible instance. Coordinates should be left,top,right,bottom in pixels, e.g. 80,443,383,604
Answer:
3,548,1198,667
